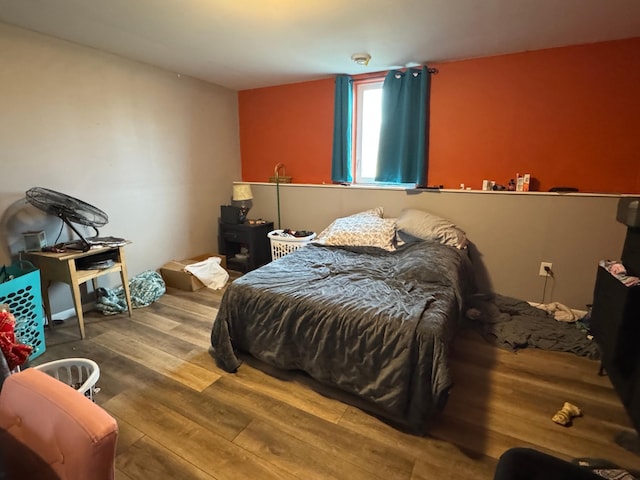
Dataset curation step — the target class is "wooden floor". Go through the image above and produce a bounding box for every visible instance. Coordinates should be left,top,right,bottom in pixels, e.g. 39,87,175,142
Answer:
31,276,640,479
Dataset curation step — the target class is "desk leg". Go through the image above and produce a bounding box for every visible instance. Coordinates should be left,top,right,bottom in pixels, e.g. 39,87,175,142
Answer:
66,260,86,340
118,247,133,317
69,281,86,340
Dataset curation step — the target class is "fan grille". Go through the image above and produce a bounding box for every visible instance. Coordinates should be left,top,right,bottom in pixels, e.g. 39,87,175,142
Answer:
26,187,108,227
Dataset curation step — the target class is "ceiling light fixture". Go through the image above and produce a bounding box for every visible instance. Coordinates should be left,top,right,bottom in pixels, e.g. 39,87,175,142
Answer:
351,53,371,66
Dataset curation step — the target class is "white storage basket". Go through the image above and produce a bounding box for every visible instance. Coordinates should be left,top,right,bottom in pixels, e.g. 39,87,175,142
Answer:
268,230,316,260
33,357,100,401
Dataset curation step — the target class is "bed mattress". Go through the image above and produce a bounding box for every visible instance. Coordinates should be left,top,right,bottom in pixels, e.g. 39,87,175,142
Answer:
211,240,475,430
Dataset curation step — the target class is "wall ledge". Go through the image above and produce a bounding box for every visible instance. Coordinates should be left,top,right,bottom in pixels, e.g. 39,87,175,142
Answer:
234,182,630,198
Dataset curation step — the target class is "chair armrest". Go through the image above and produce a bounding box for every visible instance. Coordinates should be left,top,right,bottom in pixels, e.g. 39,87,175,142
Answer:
0,368,118,480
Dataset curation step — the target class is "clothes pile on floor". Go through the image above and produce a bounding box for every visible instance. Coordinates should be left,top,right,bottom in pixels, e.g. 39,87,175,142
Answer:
464,293,600,359
96,270,166,315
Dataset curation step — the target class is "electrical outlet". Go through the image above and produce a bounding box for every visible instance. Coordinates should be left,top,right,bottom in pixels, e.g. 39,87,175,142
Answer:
539,262,553,276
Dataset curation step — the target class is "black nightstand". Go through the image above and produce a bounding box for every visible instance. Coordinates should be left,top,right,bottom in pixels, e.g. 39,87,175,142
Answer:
218,221,274,272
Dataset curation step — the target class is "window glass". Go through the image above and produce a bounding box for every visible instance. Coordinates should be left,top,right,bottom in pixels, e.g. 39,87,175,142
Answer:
354,81,383,184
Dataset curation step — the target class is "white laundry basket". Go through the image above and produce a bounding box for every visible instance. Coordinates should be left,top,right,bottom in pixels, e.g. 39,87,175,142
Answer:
33,357,100,401
268,230,316,260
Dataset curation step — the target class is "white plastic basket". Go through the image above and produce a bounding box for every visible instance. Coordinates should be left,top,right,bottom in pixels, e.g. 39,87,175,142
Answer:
268,230,316,260
33,357,100,401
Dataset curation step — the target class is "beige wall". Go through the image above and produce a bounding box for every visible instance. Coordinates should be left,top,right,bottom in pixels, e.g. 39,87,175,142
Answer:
248,183,628,309
0,24,241,314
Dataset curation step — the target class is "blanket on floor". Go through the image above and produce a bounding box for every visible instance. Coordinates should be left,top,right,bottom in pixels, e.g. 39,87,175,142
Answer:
96,270,165,315
465,293,599,359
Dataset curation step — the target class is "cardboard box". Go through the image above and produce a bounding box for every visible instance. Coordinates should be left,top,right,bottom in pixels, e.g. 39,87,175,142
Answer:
160,254,226,291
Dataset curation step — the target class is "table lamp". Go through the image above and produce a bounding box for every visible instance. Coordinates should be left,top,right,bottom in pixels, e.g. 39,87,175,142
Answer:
232,184,253,223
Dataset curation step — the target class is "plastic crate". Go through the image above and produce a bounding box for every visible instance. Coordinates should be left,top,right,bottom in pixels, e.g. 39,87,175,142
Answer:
0,261,45,360
33,358,100,401
268,230,316,260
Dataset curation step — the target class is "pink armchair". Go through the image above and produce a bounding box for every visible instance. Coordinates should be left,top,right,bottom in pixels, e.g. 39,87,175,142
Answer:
0,367,118,480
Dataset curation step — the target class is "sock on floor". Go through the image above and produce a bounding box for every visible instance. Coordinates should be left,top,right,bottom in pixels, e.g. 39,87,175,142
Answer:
552,402,582,426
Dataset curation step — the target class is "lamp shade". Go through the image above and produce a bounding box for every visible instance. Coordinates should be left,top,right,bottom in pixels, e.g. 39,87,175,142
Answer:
232,184,253,201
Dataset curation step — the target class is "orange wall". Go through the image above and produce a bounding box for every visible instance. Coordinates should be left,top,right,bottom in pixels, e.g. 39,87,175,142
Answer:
239,38,640,193
238,78,334,184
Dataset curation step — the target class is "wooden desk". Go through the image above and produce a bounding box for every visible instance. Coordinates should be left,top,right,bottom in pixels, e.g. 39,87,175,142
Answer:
25,244,132,339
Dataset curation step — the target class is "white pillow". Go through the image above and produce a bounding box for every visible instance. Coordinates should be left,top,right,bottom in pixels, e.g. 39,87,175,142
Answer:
355,206,384,218
316,210,396,251
316,207,382,239
396,209,467,249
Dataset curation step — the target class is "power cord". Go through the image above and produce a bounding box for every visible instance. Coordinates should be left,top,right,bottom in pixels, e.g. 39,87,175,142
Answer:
53,218,65,245
540,265,553,304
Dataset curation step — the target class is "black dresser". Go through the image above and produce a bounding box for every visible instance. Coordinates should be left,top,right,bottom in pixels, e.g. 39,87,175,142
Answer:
590,197,640,435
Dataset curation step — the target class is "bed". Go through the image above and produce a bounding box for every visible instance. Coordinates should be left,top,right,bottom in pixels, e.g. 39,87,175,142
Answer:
210,208,475,431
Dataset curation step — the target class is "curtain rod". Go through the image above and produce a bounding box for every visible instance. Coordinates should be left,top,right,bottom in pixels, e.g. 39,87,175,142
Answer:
351,66,438,81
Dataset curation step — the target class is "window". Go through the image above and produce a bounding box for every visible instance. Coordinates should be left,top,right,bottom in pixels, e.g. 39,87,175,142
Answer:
341,68,430,186
354,80,383,184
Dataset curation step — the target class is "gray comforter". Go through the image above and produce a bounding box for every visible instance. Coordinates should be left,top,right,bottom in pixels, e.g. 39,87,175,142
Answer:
210,240,475,430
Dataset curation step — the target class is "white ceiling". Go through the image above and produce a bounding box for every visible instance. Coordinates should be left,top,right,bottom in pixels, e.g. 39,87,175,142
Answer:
1,0,639,91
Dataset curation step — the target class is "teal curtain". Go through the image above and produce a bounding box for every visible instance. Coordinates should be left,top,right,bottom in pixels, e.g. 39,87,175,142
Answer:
331,75,353,183
375,66,431,185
